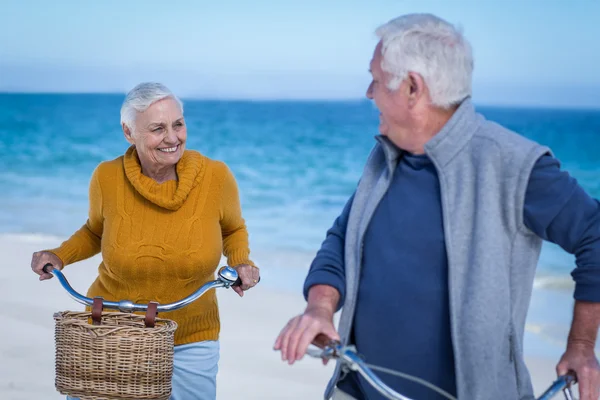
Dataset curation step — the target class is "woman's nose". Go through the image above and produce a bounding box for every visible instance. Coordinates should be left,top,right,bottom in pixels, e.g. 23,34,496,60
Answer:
164,128,177,144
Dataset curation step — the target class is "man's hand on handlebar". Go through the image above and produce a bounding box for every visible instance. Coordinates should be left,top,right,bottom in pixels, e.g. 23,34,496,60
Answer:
273,284,341,365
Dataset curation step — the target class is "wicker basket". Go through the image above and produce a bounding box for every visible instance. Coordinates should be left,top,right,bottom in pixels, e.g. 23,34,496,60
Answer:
53,311,178,400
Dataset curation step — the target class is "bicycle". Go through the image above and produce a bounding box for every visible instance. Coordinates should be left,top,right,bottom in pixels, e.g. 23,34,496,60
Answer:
44,263,246,400
308,334,576,400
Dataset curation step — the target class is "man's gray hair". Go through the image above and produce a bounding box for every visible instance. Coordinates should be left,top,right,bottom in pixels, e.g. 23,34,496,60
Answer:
376,13,473,109
120,82,184,131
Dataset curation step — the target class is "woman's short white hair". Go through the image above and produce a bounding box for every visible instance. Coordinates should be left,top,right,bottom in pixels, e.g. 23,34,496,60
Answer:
120,82,184,131
375,13,473,109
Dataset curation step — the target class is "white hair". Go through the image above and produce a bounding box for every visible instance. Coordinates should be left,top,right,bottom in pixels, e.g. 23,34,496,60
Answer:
120,82,183,131
375,13,473,109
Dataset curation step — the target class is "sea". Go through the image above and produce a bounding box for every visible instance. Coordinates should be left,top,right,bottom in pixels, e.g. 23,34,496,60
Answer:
1,93,599,295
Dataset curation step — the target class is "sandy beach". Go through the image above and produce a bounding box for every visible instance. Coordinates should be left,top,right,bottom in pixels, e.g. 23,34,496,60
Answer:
1,234,574,399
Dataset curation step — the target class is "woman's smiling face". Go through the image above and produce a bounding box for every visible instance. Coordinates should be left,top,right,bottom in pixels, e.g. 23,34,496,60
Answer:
125,97,187,171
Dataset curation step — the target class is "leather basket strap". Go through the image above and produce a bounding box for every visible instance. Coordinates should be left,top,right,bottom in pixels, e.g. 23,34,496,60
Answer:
92,297,104,325
145,301,158,328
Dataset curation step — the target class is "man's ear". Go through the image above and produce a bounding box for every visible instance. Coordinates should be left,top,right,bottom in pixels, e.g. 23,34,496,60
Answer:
123,123,135,145
406,72,426,107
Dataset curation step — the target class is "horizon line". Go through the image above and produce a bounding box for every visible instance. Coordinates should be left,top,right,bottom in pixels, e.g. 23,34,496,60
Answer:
1,90,599,111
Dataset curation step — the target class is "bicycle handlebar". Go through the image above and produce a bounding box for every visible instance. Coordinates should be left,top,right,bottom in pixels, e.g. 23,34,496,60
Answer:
43,263,251,313
537,373,576,400
309,334,576,400
310,334,415,400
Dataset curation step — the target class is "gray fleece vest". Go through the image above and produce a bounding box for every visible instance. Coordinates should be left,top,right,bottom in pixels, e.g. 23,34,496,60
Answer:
325,98,550,400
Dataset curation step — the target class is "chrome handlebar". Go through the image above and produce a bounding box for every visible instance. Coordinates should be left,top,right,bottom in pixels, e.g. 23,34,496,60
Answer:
308,335,576,400
537,374,576,400
342,349,412,400
43,263,243,313
308,335,414,400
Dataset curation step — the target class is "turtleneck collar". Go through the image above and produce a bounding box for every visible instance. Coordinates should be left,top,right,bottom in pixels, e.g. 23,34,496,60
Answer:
123,145,205,211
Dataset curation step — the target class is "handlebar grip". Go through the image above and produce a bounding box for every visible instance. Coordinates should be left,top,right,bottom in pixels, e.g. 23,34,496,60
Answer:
312,333,340,349
563,371,577,385
231,276,261,287
42,263,54,273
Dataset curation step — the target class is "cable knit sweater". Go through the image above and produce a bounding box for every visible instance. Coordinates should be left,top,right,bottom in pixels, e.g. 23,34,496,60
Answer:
49,146,255,345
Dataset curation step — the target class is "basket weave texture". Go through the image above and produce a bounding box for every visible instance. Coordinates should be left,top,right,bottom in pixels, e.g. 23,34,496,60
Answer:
53,311,178,400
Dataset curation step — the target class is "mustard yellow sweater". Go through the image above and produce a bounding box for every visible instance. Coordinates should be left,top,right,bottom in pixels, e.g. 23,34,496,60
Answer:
50,146,255,345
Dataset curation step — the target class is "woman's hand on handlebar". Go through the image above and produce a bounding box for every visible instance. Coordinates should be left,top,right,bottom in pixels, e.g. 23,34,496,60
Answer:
31,251,63,281
231,264,260,297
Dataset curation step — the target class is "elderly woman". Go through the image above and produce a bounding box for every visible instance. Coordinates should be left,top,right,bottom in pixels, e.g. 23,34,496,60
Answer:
30,82,260,400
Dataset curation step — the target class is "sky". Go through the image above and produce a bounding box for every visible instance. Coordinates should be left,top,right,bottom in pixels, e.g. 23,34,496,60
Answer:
1,0,599,108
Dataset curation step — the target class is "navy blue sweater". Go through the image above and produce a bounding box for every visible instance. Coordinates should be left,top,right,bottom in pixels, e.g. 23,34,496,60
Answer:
303,152,600,399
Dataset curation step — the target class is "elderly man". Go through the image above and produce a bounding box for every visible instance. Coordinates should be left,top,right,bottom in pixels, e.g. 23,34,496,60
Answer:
274,13,600,400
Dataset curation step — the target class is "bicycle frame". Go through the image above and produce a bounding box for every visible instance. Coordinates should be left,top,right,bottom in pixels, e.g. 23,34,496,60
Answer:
308,335,575,400
43,264,241,313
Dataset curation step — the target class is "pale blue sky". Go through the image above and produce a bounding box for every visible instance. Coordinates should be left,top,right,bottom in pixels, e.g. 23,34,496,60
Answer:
1,0,599,107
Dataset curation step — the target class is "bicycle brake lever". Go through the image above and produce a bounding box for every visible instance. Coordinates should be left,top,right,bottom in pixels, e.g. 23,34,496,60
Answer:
563,387,573,400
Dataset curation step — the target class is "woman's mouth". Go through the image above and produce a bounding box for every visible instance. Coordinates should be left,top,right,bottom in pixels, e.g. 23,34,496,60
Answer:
158,145,179,153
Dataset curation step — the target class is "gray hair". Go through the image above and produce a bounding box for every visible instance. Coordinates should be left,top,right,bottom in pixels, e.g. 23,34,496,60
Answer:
120,82,184,131
375,13,473,109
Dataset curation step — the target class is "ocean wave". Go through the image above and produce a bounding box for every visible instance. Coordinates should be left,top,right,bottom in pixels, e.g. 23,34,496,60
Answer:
1,96,599,277
525,322,568,347
532,274,575,291
0,232,66,243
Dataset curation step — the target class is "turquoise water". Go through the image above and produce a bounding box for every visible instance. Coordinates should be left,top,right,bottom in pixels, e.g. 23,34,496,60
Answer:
1,94,598,283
